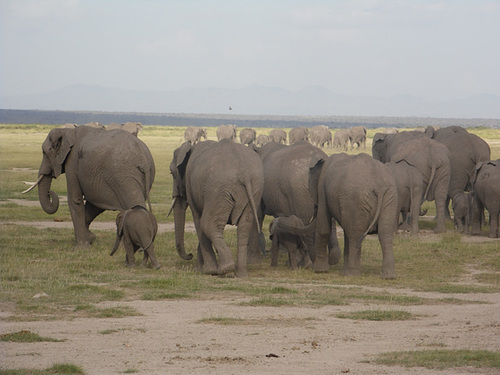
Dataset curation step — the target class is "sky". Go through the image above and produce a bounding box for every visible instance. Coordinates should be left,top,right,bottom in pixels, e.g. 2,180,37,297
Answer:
1,0,500,101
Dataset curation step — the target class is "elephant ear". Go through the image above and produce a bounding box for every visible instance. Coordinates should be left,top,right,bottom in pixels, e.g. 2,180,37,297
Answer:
175,142,192,169
49,128,76,176
372,133,387,143
308,158,325,209
470,162,487,192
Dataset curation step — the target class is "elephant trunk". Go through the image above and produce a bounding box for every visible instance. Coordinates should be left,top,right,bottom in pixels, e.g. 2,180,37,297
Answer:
173,196,193,261
38,175,59,214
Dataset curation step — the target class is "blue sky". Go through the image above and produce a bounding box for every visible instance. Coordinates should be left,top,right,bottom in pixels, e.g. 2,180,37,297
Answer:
1,0,499,100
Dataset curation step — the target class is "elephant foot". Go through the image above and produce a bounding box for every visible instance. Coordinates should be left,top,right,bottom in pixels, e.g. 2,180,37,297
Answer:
380,270,396,280
73,242,91,250
235,267,248,278
217,261,236,276
247,252,263,265
202,265,219,276
328,246,342,265
489,233,499,238
87,231,96,245
313,260,329,273
125,262,136,268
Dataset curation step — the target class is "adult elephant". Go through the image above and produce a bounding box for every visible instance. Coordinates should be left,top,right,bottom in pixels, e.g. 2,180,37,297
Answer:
217,124,237,141
372,131,451,233
425,126,491,220
309,125,332,148
349,126,367,149
470,160,500,238
121,122,143,137
255,134,270,147
169,139,264,277
254,141,340,269
269,129,287,144
239,128,257,145
184,126,207,144
333,129,350,151
23,126,155,247
277,153,398,278
289,127,308,145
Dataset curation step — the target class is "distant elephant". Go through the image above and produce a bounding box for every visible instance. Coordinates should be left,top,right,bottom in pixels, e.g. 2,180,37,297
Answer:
217,124,237,141
383,127,399,134
348,126,367,149
269,129,287,144
309,125,332,148
333,129,350,151
184,126,207,144
256,134,270,147
269,215,310,269
106,122,122,130
253,141,340,268
84,122,105,129
470,160,500,238
121,122,143,137
23,125,155,247
289,127,309,145
169,140,264,277
425,126,491,222
61,123,78,129
372,131,451,233
278,153,398,278
385,160,425,235
239,128,257,145
452,191,472,234
110,206,160,269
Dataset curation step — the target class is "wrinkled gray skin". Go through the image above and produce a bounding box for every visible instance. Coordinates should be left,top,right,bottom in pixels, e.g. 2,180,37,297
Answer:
333,129,350,151
30,126,155,247
184,126,207,144
239,128,257,145
269,129,287,144
279,153,398,278
372,131,451,233
269,215,311,269
425,126,491,223
216,124,237,141
110,206,160,269
170,140,264,277
349,126,367,149
452,191,472,234
289,127,309,145
385,161,425,235
309,125,332,148
254,141,341,268
470,160,500,238
255,134,270,147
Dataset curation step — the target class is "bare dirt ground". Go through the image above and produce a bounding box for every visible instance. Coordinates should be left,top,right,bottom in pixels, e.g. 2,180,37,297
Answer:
1,211,500,374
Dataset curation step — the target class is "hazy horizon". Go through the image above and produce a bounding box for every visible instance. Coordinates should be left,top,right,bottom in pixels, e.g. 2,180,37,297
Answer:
1,0,499,114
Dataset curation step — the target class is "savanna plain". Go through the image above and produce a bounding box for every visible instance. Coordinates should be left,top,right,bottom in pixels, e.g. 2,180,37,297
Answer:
1,124,500,375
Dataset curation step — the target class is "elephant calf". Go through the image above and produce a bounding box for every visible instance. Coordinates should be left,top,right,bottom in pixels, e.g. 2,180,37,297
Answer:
110,206,160,269
452,191,472,234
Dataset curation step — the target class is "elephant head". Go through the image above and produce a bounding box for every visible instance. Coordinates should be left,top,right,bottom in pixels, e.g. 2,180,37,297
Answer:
371,133,389,163
169,142,195,261
23,128,76,214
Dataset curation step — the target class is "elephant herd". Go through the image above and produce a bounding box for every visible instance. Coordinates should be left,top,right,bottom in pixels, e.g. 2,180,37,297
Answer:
25,123,499,279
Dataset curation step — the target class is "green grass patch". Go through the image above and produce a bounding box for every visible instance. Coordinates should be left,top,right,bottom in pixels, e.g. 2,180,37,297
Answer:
336,309,416,321
0,330,64,343
0,363,84,375
375,349,500,369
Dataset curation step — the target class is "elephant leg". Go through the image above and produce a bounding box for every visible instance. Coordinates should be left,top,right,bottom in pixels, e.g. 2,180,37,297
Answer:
200,218,235,276
123,238,136,268
434,188,448,233
328,220,341,265
66,178,90,247
270,230,280,267
313,208,333,273
84,202,104,245
489,209,499,238
145,244,161,269
235,212,255,277
281,236,299,270
342,232,361,277
377,209,396,279
247,211,264,265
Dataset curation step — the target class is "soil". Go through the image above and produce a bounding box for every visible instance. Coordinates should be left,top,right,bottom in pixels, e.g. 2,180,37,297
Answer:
1,209,500,374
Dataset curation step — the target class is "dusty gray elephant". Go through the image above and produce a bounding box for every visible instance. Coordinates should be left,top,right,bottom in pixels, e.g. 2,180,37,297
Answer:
254,141,341,269
385,161,425,235
470,160,500,238
289,127,309,145
217,124,237,141
309,125,332,148
23,126,155,247
269,215,310,269
121,122,143,137
239,128,257,145
278,153,398,278
184,126,207,144
84,122,105,129
61,123,78,129
169,140,264,277
452,191,472,234
333,129,350,151
425,126,491,222
269,129,287,144
348,126,367,149
110,206,160,269
372,131,451,233
256,134,270,147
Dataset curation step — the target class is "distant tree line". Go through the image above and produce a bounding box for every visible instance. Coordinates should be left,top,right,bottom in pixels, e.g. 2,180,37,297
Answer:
0,109,498,128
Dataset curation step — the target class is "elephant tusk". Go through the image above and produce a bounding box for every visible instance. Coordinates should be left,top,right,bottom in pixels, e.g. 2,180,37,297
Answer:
166,197,177,218
22,175,43,194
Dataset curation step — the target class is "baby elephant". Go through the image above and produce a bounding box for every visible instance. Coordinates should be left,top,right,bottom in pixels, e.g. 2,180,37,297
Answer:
110,206,160,269
452,191,472,234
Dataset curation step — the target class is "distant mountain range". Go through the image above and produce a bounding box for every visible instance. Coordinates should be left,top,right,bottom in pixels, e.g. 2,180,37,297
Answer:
1,84,500,118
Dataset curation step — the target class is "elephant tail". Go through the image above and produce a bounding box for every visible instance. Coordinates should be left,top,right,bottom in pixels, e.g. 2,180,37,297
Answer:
276,217,317,235
423,166,436,202
243,179,261,234
356,189,384,249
